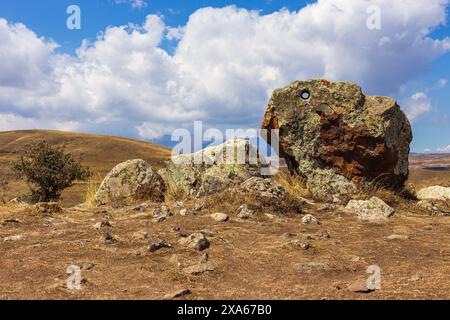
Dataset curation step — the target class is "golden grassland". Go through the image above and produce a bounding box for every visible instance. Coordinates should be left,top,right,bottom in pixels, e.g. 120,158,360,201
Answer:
0,130,170,206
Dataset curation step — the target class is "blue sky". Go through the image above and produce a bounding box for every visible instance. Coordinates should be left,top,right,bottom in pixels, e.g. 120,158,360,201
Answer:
0,0,449,152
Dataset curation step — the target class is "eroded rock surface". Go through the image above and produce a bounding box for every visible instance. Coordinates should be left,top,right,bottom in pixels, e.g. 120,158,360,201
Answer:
95,159,166,205
261,80,412,201
346,196,395,222
166,140,263,197
417,186,450,201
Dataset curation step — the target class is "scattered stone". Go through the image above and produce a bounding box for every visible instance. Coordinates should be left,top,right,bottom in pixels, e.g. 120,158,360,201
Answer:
417,200,450,216
148,240,172,253
199,229,216,237
132,230,149,240
265,213,276,219
2,218,22,225
95,159,166,205
174,201,185,208
261,80,412,201
284,240,311,250
8,198,25,204
35,202,62,213
132,203,150,212
182,263,215,275
346,197,394,222
317,203,337,211
81,263,95,270
179,233,210,251
294,262,330,271
386,234,409,240
200,253,209,263
152,216,166,224
282,232,297,239
417,186,450,201
103,233,118,243
3,235,24,242
301,214,320,225
163,288,192,300
315,229,331,240
94,221,113,230
240,177,286,199
236,204,254,220
179,208,192,217
347,279,374,293
194,199,206,212
211,212,229,222
298,197,315,206
153,205,174,219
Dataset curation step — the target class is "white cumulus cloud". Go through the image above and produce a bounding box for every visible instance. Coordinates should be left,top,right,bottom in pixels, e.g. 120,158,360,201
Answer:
403,92,433,122
0,0,449,139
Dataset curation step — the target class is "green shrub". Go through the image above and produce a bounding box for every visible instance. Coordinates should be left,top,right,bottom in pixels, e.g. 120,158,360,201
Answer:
12,140,91,203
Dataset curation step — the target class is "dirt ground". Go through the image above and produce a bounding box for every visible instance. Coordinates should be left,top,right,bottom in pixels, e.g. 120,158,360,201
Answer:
0,196,448,300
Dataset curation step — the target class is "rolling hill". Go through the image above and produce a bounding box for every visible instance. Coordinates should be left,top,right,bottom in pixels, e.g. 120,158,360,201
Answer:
0,130,171,206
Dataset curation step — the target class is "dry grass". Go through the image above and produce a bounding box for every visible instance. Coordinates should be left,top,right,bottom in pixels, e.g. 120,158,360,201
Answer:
274,171,310,199
83,174,102,209
164,180,187,203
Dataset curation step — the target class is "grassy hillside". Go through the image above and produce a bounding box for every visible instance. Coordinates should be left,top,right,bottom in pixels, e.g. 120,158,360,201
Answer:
0,130,171,206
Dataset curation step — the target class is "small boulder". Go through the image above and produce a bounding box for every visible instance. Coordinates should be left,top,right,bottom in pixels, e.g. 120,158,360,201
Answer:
179,208,192,217
346,197,394,222
178,233,210,251
152,205,174,223
417,186,450,201
347,279,374,293
94,221,113,230
3,235,24,242
95,159,165,205
240,177,286,199
163,288,192,300
386,234,409,240
301,214,320,225
211,212,229,222
236,204,254,220
182,263,215,276
148,240,172,253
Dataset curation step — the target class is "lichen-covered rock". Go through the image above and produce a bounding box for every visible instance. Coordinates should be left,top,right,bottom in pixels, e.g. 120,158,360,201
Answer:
95,159,165,205
417,200,450,216
240,177,286,199
346,196,395,222
166,139,262,197
261,79,412,201
417,186,450,201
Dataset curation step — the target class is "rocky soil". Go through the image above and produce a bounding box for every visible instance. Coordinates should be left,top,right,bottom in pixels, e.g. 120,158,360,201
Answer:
0,193,449,300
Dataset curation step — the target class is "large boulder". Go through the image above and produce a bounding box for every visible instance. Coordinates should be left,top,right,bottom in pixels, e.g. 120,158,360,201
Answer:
166,139,263,197
261,79,412,201
95,159,165,205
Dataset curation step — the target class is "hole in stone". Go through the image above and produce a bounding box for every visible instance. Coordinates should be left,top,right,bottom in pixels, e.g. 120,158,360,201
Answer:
300,90,310,100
